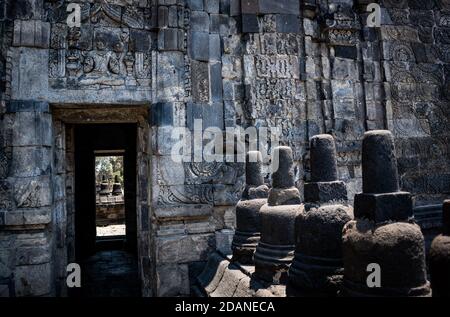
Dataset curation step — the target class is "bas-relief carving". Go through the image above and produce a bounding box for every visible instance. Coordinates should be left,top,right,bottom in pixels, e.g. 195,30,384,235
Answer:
158,185,214,205
184,162,244,185
0,181,13,210
324,4,360,45
48,28,152,89
191,61,209,103
389,62,443,85
46,1,154,90
0,149,10,179
156,162,246,206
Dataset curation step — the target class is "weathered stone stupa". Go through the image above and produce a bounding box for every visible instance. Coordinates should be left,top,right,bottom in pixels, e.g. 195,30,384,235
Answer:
112,175,123,196
289,134,353,296
342,130,431,297
231,151,269,264
429,200,450,297
254,146,304,284
99,175,111,196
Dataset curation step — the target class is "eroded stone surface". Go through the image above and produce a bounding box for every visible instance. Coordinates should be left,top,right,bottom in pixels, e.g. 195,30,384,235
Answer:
0,0,448,298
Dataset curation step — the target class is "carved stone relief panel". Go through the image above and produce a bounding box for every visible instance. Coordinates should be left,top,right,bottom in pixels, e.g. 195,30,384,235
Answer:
45,0,155,90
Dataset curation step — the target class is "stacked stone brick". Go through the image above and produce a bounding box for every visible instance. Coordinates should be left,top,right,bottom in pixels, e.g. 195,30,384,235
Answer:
0,0,449,297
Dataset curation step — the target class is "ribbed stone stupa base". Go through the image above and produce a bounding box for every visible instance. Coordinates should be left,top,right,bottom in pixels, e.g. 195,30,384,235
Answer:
231,231,260,265
288,253,344,297
254,242,295,285
342,220,431,297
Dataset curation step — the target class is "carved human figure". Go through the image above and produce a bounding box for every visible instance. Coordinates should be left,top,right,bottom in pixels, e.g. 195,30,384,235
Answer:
78,39,124,86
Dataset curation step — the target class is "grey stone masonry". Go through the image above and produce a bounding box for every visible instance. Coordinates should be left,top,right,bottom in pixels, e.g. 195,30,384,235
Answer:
0,0,449,298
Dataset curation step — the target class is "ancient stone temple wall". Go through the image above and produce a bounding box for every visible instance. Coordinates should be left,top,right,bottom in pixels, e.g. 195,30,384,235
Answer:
0,0,449,297
379,0,450,206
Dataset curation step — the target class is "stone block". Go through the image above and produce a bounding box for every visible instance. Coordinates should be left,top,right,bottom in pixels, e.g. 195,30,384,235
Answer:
215,229,234,255
0,284,10,297
12,176,52,208
13,20,50,48
191,61,210,102
190,11,210,32
10,111,52,147
241,0,259,14
168,6,179,27
14,262,52,296
230,0,242,16
197,252,228,292
130,29,154,52
6,0,44,20
210,63,223,102
156,51,185,101
304,181,348,204
0,248,14,279
205,0,220,14
210,264,246,297
155,125,189,156
334,45,358,60
242,14,259,33
156,233,215,264
354,191,413,223
204,102,224,129
213,184,241,206
156,155,185,186
190,32,210,61
4,208,51,226
158,6,169,27
10,48,49,101
210,14,229,34
259,0,300,14
154,204,213,221
151,102,174,127
156,263,189,296
186,102,204,130
158,28,182,51
11,146,51,178
276,14,300,33
209,33,222,61
16,245,51,266
187,0,204,10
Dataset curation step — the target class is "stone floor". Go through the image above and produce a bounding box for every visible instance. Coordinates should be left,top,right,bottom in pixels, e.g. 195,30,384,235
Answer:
79,250,141,297
96,224,126,237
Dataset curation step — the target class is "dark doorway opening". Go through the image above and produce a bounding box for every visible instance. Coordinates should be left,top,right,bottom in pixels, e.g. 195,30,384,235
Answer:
72,123,140,297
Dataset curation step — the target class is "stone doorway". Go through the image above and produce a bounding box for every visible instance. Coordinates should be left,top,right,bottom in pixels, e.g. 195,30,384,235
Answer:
72,124,140,297
52,105,152,297
74,124,137,259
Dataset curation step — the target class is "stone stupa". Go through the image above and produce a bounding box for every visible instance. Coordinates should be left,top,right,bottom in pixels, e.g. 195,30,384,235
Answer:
288,134,353,296
253,146,304,284
231,151,269,264
342,130,431,297
429,200,450,297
